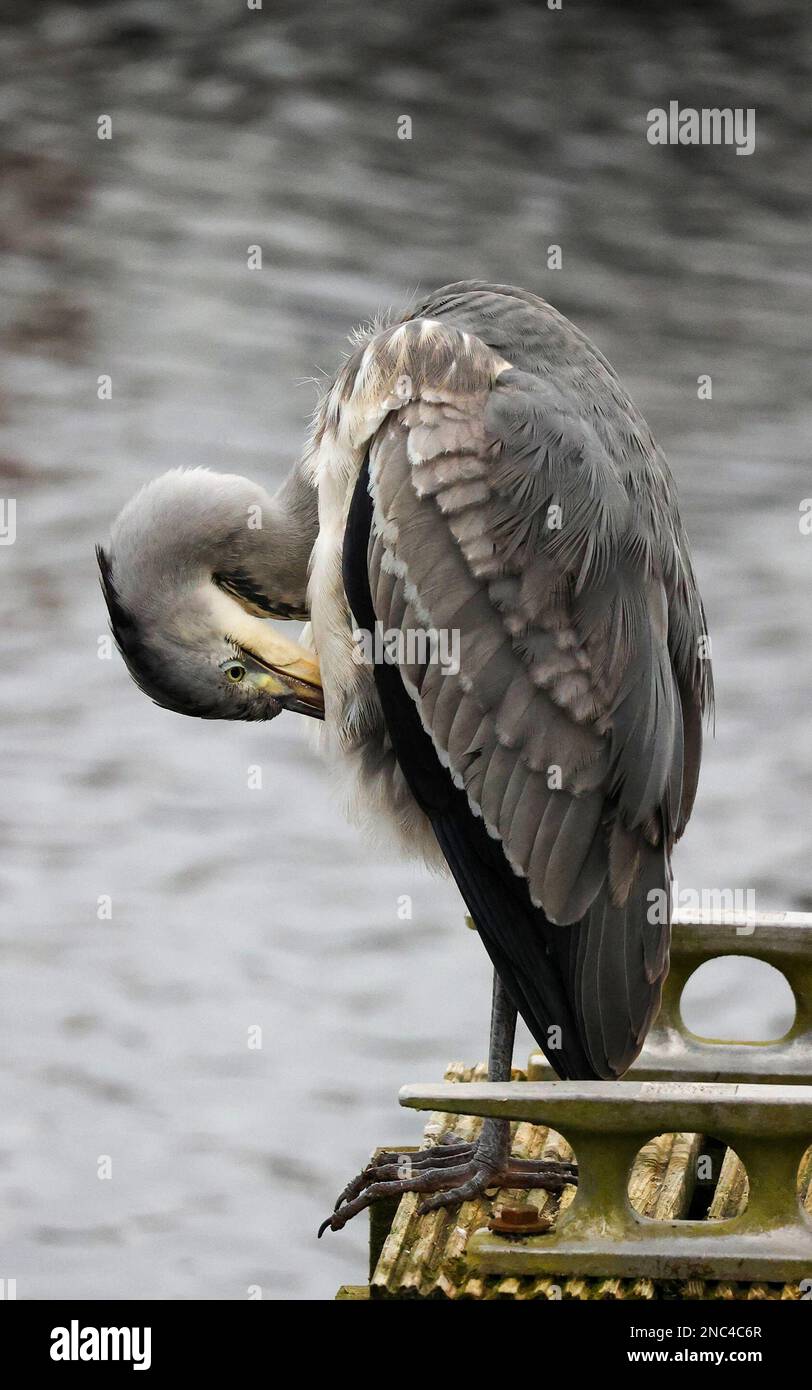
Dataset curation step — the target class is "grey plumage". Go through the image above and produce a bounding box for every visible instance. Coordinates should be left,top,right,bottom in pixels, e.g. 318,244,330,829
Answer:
328,282,712,1076
99,280,712,1085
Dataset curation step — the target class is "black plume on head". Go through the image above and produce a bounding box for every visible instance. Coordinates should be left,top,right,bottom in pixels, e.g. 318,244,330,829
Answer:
96,542,253,719
96,544,139,664
96,541,182,711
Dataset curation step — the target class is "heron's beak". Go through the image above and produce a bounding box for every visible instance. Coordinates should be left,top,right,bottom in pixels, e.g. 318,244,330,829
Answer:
211,585,325,719
247,630,324,720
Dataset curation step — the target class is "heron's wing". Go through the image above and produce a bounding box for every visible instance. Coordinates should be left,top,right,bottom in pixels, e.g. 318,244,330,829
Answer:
347,331,709,1077
345,455,601,1078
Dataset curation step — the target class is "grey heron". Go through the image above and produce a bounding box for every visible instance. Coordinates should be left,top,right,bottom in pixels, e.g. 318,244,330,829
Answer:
97,281,713,1234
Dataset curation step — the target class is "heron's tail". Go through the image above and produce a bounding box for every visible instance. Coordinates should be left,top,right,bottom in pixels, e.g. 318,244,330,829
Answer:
434,811,669,1081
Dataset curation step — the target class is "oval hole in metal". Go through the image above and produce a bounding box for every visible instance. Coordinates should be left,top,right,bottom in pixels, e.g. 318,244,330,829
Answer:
680,956,796,1042
627,1132,749,1221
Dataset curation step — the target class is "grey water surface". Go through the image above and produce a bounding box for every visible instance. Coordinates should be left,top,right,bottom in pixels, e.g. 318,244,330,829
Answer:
1,1,810,1299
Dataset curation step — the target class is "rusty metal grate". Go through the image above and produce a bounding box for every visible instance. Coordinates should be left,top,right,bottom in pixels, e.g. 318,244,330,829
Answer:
353,1063,812,1298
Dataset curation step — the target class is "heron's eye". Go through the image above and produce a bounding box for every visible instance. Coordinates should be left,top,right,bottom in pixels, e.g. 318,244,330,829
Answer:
223,662,246,684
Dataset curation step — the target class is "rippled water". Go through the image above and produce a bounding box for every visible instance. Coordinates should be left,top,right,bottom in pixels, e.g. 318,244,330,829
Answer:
1,2,811,1299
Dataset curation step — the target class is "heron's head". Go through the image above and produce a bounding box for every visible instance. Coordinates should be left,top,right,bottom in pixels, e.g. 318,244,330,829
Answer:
97,468,323,722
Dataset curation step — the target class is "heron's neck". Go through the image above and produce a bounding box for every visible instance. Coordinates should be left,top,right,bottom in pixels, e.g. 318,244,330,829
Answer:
211,463,318,620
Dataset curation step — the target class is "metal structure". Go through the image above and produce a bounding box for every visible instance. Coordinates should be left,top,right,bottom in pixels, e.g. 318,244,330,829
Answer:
392,911,812,1284
400,1079,812,1282
528,911,812,1085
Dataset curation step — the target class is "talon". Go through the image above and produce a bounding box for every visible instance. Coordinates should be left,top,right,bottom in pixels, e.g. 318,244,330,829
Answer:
320,1140,578,1235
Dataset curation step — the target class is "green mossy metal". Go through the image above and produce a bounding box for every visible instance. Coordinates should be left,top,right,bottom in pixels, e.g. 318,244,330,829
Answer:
399,1080,812,1281
528,912,812,1084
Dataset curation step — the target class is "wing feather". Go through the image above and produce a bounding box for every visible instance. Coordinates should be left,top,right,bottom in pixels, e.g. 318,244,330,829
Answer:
335,301,710,1078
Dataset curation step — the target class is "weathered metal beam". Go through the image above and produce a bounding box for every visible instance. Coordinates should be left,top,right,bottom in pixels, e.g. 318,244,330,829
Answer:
528,911,812,1084
399,1080,812,1281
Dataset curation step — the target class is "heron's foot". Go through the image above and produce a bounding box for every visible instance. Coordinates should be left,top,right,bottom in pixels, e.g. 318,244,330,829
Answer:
318,1134,577,1236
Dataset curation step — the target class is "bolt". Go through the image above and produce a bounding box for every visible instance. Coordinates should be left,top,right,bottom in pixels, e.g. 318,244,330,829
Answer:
488,1204,554,1235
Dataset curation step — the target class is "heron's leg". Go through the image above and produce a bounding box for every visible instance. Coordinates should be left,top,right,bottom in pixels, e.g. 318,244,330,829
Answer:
474,969,517,1169
319,971,577,1236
